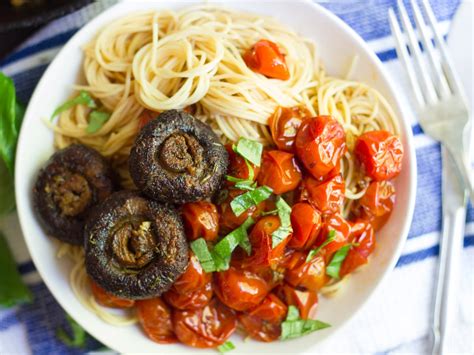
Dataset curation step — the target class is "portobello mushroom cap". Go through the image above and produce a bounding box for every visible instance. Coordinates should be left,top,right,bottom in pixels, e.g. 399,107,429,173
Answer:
33,144,115,245
129,110,228,204
84,190,189,299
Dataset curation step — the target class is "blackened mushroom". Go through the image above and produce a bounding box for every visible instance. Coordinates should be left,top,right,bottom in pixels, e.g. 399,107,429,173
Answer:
129,110,228,204
33,144,115,245
84,190,188,299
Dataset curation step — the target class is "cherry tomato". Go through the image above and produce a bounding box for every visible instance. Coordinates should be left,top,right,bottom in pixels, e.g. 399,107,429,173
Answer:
275,283,318,320
289,202,321,250
225,145,260,182
243,39,290,80
278,249,306,270
171,253,211,294
138,109,158,130
295,116,346,179
340,221,375,277
173,299,237,348
285,253,328,292
269,106,310,151
299,174,345,214
214,266,270,311
90,280,135,308
238,313,281,342
354,130,403,181
182,201,219,242
163,281,212,310
257,150,302,195
137,298,177,344
219,189,265,233
317,213,351,261
248,293,288,323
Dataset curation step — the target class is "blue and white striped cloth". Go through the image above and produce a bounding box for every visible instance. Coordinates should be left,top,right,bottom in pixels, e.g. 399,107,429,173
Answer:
0,1,472,354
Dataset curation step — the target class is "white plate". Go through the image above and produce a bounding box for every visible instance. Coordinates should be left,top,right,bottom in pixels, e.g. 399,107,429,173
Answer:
14,0,417,353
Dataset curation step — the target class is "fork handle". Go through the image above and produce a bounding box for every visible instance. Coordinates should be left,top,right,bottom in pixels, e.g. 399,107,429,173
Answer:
446,145,474,205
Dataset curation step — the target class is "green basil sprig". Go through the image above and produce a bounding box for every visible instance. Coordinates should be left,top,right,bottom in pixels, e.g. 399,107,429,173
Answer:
280,305,331,340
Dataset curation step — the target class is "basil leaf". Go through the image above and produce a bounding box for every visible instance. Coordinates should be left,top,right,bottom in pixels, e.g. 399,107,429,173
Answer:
230,186,272,217
56,314,87,348
190,238,216,273
280,305,331,340
234,137,263,166
326,244,351,279
226,175,256,191
306,230,336,262
218,341,235,353
271,197,292,248
51,90,96,120
0,160,15,215
86,111,111,134
0,232,33,307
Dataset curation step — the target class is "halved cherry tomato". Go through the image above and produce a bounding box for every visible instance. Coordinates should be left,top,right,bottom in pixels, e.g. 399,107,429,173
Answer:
340,221,376,277
278,249,306,271
219,189,265,233
182,201,219,242
238,313,281,342
163,282,212,310
295,116,346,179
354,130,403,181
299,174,345,214
248,293,288,323
354,181,395,231
225,145,260,183
214,266,270,311
137,298,177,344
275,283,318,320
90,280,135,308
289,202,321,250
269,106,310,151
138,109,158,130
285,253,328,292
165,252,211,295
257,150,302,195
317,213,351,261
173,299,237,348
243,39,290,80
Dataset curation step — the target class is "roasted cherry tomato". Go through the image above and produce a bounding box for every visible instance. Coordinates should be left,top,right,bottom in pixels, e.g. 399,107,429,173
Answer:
269,106,310,151
243,39,290,80
163,282,212,310
218,189,265,233
225,144,260,182
138,109,158,130
182,201,219,242
172,253,211,294
358,180,395,230
354,130,403,181
289,202,321,250
299,174,345,214
90,280,135,308
238,313,281,342
285,253,328,292
295,116,346,179
173,299,237,348
137,298,177,344
214,266,270,311
275,283,318,320
278,249,306,270
257,150,302,195
317,213,351,261
248,293,288,323
340,221,375,277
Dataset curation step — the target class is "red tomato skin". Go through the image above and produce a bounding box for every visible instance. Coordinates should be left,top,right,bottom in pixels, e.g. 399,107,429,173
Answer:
136,298,177,344
269,106,311,152
289,202,322,250
171,253,211,294
238,313,281,342
225,145,260,183
248,293,288,323
257,150,302,195
285,253,328,292
275,283,318,320
214,267,270,311
163,281,212,310
90,280,135,308
173,299,237,348
182,201,219,242
243,39,290,80
299,174,345,214
138,110,158,130
340,221,376,277
317,213,352,261
295,116,346,179
218,189,265,233
354,130,403,181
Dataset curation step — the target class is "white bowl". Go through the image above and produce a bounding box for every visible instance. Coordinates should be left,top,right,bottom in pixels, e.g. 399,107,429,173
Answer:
15,0,417,353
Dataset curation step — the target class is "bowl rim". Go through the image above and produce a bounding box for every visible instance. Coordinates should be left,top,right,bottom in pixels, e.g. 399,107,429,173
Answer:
15,0,417,352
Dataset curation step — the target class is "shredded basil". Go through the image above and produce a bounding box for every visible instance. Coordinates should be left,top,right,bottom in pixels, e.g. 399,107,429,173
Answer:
271,197,292,248
280,305,331,340
326,244,351,279
190,238,217,273
230,186,272,217
306,230,336,262
86,111,110,134
226,175,256,191
51,90,96,120
218,341,235,353
56,314,87,348
233,137,263,166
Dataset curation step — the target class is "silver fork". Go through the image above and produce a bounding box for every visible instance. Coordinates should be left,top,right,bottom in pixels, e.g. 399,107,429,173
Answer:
388,0,474,204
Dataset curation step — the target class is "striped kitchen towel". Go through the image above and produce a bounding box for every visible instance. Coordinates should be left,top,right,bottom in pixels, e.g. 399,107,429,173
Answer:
0,0,472,354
